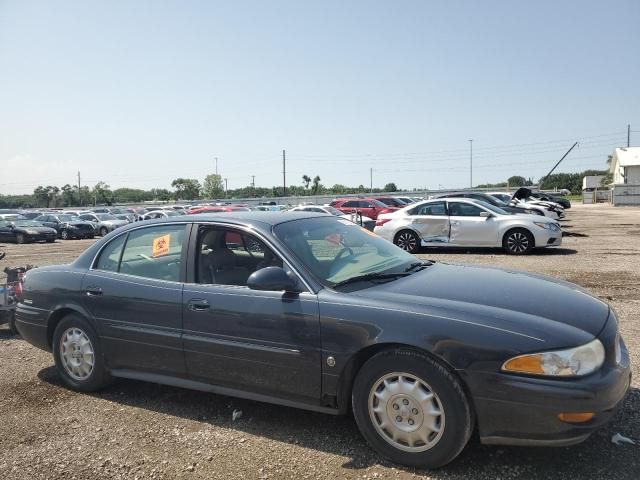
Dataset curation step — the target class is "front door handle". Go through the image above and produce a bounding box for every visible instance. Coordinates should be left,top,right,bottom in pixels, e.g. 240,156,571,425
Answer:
85,286,103,296
188,299,210,311
451,221,460,225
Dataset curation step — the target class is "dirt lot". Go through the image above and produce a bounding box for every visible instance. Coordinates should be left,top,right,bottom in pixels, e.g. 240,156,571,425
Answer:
1,204,639,479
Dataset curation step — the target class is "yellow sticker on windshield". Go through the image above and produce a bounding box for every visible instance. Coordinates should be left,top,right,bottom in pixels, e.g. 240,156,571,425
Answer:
152,234,171,258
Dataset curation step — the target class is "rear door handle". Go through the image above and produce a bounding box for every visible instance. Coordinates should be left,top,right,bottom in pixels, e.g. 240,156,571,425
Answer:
85,286,103,296
188,299,210,311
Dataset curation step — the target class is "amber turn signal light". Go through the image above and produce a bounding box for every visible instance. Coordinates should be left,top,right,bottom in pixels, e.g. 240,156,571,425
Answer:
558,412,594,423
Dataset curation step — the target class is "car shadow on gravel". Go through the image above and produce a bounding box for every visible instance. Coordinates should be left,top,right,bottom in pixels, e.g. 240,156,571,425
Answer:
37,366,640,479
419,247,578,256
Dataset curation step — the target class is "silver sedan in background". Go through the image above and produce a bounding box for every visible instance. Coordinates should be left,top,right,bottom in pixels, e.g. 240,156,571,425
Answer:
374,198,562,254
77,213,129,236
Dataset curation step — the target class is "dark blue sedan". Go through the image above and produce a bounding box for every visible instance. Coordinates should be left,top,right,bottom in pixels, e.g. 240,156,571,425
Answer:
15,212,630,468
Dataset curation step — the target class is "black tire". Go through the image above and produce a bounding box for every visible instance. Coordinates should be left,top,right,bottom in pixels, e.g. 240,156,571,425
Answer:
16,233,26,244
52,314,112,392
46,239,55,243
99,227,108,236
502,228,534,255
394,230,420,254
8,311,18,335
352,349,472,469
60,229,70,240
88,235,95,239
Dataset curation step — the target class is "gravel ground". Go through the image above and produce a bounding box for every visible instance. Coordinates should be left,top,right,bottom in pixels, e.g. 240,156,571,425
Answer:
0,203,639,479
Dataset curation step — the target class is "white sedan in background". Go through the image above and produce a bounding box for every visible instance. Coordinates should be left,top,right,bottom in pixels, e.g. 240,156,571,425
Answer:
289,205,376,230
374,198,562,255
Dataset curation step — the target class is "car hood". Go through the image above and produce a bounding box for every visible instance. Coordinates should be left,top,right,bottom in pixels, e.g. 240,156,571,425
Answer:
102,220,128,226
17,226,57,233
352,262,609,344
65,221,94,227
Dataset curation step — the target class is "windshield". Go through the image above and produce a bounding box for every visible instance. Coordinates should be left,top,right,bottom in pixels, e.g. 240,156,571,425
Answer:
274,217,417,287
475,200,509,215
96,214,117,220
13,220,43,227
323,206,343,216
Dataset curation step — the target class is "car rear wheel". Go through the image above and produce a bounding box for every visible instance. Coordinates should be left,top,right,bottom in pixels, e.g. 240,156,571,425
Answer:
394,230,420,253
99,227,108,236
503,228,534,255
352,349,472,468
52,314,112,392
16,233,26,244
8,311,18,335
60,229,70,240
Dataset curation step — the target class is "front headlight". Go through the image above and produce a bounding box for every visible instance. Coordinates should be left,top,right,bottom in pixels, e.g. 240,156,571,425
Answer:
502,339,605,377
533,222,560,231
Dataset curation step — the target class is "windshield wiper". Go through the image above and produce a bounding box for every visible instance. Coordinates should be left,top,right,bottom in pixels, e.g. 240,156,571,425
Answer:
404,261,434,272
332,272,411,288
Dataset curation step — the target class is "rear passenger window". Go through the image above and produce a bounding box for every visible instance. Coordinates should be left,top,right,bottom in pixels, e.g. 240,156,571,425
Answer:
94,234,126,272
411,202,447,216
118,225,186,281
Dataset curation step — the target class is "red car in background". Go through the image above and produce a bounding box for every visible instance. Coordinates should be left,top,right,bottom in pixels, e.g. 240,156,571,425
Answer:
329,197,398,220
187,205,251,214
374,196,408,208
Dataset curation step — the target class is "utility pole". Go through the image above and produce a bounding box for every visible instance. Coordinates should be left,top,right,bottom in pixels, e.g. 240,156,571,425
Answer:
282,149,286,197
77,171,81,206
224,178,228,197
468,139,473,189
215,157,218,175
539,141,579,189
370,168,373,193
628,124,631,147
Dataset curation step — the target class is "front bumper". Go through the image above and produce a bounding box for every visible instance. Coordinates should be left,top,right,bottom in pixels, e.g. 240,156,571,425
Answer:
532,228,562,248
466,335,631,446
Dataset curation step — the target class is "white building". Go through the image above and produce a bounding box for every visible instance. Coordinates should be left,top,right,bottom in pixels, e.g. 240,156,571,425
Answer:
608,147,640,206
582,175,604,190
609,147,640,184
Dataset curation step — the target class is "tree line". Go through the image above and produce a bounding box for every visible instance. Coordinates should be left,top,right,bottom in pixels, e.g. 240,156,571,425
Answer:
0,174,401,208
0,169,609,209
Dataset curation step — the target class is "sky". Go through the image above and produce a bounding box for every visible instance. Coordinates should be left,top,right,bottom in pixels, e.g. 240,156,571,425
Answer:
1,0,639,195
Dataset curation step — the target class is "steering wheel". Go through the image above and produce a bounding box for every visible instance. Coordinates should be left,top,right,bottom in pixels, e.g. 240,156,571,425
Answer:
334,247,354,262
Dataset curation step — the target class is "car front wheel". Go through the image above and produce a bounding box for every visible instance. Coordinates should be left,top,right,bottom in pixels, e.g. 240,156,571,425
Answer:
99,227,108,236
52,314,112,392
394,230,420,253
503,228,534,255
60,230,70,240
16,233,26,244
352,349,472,468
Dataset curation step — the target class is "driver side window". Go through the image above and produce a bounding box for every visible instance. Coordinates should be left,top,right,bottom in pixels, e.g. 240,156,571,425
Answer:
196,227,284,286
448,202,484,217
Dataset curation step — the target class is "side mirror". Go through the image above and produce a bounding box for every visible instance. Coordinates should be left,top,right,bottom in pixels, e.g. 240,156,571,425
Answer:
479,211,492,218
247,266,299,293
8,223,15,229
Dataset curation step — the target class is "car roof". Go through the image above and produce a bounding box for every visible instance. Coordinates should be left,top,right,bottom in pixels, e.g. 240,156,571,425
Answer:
128,211,329,229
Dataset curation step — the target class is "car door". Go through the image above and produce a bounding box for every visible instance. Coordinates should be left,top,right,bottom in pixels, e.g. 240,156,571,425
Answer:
447,201,497,246
0,221,14,241
407,201,450,243
82,223,189,375
181,224,322,403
